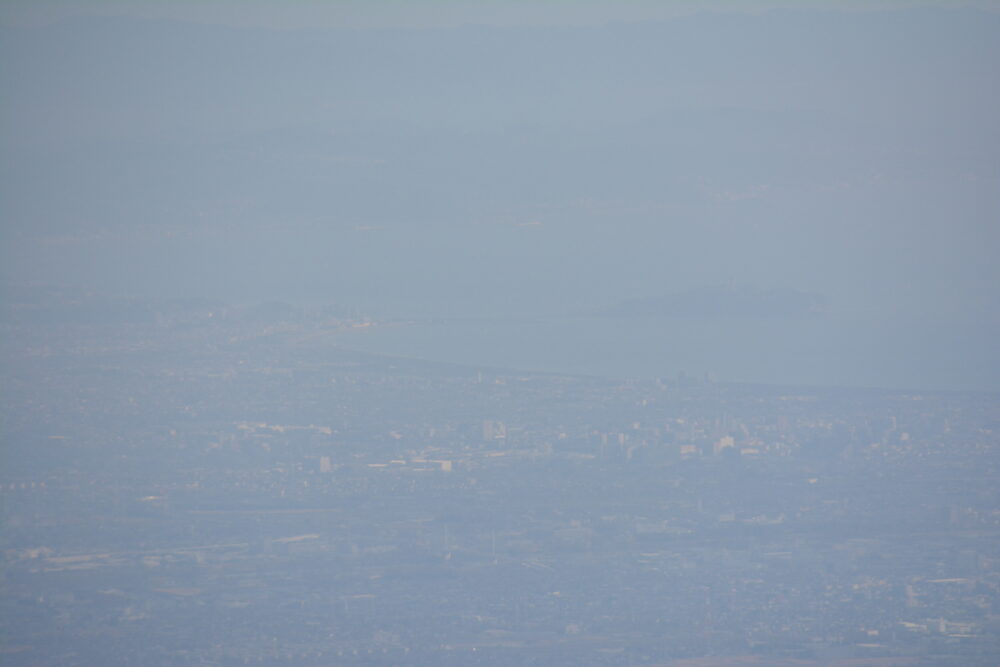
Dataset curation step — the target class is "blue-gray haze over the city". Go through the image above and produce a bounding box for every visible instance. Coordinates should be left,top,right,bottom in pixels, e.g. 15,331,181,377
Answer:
3,0,999,389
2,2,1000,666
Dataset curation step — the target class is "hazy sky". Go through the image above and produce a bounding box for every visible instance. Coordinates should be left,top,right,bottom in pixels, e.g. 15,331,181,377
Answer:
1,0,998,387
6,1,998,28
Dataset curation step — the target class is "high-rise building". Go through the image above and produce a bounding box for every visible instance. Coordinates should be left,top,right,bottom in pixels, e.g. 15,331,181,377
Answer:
483,420,507,442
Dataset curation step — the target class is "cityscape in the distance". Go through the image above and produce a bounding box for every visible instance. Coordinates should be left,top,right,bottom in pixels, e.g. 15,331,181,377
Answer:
3,2,999,665
3,299,998,665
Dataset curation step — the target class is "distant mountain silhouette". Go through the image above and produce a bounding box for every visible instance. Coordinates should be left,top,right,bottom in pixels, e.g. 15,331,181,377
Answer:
601,285,827,320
